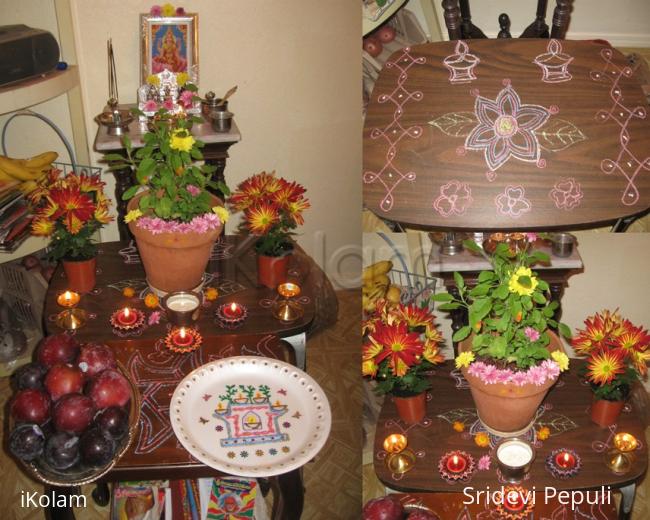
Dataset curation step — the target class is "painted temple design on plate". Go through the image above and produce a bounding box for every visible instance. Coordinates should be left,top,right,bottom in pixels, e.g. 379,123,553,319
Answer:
213,384,290,447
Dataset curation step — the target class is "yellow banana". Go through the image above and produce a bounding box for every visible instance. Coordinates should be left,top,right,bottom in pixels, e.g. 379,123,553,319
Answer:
24,151,58,169
19,180,39,194
0,156,45,181
371,274,390,288
0,168,14,182
386,285,402,304
362,260,393,282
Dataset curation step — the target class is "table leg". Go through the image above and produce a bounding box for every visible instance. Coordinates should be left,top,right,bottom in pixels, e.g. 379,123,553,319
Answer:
44,485,78,520
619,483,635,520
91,482,111,507
111,165,135,241
448,285,467,357
268,468,304,520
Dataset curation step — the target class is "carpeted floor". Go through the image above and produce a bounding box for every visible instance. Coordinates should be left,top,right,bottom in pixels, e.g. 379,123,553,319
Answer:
0,289,361,519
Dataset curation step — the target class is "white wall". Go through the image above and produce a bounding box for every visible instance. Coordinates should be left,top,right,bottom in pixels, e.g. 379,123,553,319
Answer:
431,0,650,47
0,0,75,162
64,0,361,287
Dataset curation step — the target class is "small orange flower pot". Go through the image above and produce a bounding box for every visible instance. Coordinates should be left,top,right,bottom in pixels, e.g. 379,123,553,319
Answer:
590,398,624,427
393,392,426,424
257,254,290,289
62,257,97,293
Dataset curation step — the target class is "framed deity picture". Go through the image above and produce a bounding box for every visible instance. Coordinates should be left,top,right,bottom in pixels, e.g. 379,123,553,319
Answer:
140,12,198,83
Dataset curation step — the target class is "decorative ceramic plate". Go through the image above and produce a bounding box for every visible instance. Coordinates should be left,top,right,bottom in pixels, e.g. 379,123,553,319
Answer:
170,356,331,477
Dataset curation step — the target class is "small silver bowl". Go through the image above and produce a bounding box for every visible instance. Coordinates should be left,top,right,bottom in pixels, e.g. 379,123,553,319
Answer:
495,437,535,483
210,110,234,133
162,291,201,327
550,232,575,257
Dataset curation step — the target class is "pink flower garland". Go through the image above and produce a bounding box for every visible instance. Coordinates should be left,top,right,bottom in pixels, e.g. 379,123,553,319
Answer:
466,360,562,387
135,213,223,235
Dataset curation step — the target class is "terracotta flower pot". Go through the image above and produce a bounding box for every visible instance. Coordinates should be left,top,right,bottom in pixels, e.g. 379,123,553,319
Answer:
393,392,426,424
257,253,290,289
127,193,223,294
62,257,97,293
590,398,624,427
459,331,564,435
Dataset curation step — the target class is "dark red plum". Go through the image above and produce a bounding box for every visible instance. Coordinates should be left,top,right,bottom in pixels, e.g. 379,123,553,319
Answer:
9,424,45,462
43,431,81,470
79,428,115,467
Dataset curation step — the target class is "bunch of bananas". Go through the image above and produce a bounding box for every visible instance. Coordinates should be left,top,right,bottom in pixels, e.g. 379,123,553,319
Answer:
362,260,401,313
0,152,58,194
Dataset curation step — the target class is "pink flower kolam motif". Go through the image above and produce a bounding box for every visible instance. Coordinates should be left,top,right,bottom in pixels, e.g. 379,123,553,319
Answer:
495,185,531,218
465,79,552,181
590,48,650,206
549,177,583,210
533,39,574,83
433,180,473,217
443,40,480,84
363,48,425,212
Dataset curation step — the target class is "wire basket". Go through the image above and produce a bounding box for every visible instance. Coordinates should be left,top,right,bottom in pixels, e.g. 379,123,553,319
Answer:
52,161,102,176
388,269,438,308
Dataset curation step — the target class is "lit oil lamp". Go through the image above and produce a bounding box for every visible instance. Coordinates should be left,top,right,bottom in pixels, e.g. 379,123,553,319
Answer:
605,449,634,475
438,450,475,483
555,451,576,470
164,326,202,353
545,448,581,479
613,433,638,452
110,307,145,331
383,433,415,474
56,308,88,331
215,302,248,329
57,290,80,308
446,453,468,473
272,282,304,323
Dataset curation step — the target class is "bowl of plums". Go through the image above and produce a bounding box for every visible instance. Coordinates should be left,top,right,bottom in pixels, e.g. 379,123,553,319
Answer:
7,333,140,486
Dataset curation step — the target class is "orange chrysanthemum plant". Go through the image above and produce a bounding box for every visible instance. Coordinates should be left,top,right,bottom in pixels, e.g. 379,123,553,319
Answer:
362,300,444,396
228,171,310,257
573,310,650,401
29,169,113,261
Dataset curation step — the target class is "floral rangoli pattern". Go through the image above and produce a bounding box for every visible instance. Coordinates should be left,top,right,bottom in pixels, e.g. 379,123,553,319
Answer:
433,180,473,217
495,185,532,218
549,177,583,210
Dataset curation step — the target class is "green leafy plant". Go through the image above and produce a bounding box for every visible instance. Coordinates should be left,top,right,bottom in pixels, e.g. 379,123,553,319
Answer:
432,238,571,370
104,106,229,222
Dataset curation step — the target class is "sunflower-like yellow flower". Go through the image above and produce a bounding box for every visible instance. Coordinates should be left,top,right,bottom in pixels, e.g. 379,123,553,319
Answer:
146,74,160,86
204,287,219,301
551,351,570,372
144,293,159,309
161,3,175,17
176,72,189,87
508,266,538,296
169,129,195,152
455,351,475,369
212,206,230,223
453,421,465,432
31,217,54,237
474,432,490,448
362,359,378,377
123,287,135,298
125,209,143,223
537,426,550,441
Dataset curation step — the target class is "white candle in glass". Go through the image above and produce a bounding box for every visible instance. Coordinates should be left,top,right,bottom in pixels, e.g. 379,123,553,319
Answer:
497,440,533,467
166,293,200,312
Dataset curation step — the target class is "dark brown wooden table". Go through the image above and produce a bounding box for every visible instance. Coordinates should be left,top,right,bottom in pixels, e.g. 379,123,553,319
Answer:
363,39,650,230
373,362,648,520
42,237,338,519
94,108,241,240
44,236,338,344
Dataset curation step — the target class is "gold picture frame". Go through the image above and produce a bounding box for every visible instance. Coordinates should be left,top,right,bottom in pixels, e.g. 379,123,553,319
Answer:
140,13,198,84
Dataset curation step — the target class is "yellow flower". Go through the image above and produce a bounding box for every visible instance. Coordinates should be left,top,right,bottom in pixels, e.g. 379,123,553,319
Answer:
537,426,550,441
161,3,175,17
169,129,195,152
205,287,219,301
455,351,475,369
123,287,135,298
508,266,538,296
146,74,160,86
551,351,570,372
474,432,490,448
176,72,189,87
452,421,465,432
125,209,143,223
362,359,378,377
31,217,54,237
144,293,159,309
212,206,230,223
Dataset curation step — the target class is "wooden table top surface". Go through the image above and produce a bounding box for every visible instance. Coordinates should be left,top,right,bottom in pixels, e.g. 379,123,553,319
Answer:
107,334,292,479
44,236,335,343
373,362,648,493
364,39,650,230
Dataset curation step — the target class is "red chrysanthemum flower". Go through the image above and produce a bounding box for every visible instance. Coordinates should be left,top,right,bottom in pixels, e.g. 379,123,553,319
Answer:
244,202,280,235
395,303,434,329
587,348,626,386
612,321,650,356
48,185,96,234
368,321,424,377
572,310,622,355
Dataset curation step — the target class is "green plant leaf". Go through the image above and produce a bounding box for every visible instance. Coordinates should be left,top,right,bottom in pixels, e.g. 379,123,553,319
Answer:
463,239,483,254
103,153,126,162
438,302,461,311
488,336,507,358
532,292,546,305
122,185,139,200
453,271,465,290
452,325,471,342
431,292,454,302
469,283,491,297
558,323,572,339
494,284,509,300
478,271,495,283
